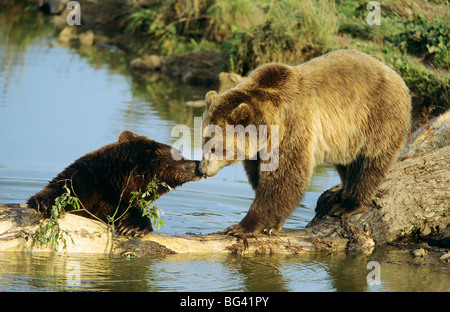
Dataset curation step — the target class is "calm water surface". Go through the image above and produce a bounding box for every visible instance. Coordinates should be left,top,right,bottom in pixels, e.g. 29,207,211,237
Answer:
0,6,448,292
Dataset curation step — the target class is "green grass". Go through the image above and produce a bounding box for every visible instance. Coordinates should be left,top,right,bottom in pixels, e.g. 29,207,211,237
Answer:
121,0,449,116
221,0,339,74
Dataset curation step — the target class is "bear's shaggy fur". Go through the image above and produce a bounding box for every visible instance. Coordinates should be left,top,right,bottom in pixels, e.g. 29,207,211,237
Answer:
27,131,202,236
199,50,411,238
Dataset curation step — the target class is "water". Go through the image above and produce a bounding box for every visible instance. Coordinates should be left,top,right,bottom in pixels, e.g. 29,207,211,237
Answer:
0,248,448,292
0,252,369,292
0,6,448,292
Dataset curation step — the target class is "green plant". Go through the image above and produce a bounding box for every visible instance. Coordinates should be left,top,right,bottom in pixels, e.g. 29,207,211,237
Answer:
123,6,169,53
206,0,263,42
394,59,449,109
34,182,77,252
388,13,449,69
34,175,172,252
222,0,339,74
122,0,210,55
130,176,173,231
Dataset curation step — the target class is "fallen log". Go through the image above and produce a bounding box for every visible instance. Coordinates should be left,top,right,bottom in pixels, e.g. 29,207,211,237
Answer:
0,204,373,256
1,112,449,256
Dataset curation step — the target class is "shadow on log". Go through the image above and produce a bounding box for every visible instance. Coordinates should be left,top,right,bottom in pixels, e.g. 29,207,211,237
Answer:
1,112,449,256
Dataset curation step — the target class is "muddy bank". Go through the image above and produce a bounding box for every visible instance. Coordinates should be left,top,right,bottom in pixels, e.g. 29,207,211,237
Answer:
130,51,224,86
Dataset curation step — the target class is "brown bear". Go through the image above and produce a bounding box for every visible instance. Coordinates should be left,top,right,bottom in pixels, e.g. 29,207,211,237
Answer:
27,130,202,236
199,49,411,238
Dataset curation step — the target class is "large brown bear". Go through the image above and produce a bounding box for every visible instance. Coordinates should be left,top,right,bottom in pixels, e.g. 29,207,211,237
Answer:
199,50,411,238
27,131,202,236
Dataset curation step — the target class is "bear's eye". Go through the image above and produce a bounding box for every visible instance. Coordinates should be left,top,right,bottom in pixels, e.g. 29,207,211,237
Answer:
210,147,216,154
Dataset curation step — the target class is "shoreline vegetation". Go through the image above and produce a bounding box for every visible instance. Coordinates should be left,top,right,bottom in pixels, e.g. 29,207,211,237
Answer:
22,0,450,123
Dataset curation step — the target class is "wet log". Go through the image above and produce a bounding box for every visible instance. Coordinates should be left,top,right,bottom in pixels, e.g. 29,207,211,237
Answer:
1,113,449,256
0,204,371,256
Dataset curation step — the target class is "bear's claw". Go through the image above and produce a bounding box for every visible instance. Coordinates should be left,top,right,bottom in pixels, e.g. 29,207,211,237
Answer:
224,223,280,239
224,224,257,239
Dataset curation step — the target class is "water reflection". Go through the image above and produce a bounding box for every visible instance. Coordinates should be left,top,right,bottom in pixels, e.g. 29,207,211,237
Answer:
1,247,448,292
0,252,353,292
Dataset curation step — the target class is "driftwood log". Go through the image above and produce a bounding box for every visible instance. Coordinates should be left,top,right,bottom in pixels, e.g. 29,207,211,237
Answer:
1,112,449,256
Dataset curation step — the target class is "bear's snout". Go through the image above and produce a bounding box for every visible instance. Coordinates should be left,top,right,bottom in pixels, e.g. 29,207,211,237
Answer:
198,159,224,178
198,159,209,177
193,160,206,179
182,160,203,181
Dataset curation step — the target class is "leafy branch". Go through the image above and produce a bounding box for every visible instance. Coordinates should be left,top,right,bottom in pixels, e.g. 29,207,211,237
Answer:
34,182,76,252
131,176,173,231
34,175,172,252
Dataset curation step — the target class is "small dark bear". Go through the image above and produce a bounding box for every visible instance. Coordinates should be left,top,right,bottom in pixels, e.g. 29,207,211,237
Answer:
27,130,202,236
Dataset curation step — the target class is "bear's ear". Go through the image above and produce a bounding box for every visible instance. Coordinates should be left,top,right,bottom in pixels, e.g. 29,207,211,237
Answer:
230,103,254,126
118,130,140,142
205,90,218,109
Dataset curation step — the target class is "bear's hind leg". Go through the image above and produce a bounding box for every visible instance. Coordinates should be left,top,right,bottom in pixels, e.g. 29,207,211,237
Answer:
311,184,343,224
317,164,347,209
311,164,346,222
331,154,391,217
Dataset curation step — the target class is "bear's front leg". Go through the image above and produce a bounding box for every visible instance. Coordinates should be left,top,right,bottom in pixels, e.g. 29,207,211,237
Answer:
224,182,301,238
225,217,285,238
27,186,65,218
225,153,313,238
115,207,154,236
